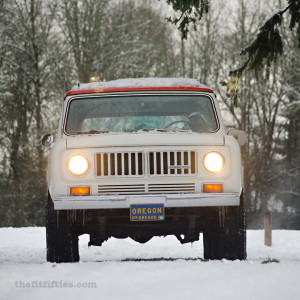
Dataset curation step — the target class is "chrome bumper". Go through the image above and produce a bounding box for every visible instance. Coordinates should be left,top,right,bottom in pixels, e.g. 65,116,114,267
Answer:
53,193,240,210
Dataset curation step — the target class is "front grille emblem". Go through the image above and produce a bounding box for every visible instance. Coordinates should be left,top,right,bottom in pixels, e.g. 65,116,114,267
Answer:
168,165,191,170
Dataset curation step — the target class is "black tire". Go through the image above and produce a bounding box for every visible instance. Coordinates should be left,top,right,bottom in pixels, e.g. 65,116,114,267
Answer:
203,191,247,260
46,192,79,263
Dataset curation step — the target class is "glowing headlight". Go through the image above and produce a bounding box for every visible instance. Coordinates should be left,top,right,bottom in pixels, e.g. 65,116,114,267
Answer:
67,154,89,176
203,152,225,173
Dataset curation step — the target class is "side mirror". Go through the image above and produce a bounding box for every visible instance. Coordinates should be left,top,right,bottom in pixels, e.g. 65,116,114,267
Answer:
227,128,247,146
42,134,54,149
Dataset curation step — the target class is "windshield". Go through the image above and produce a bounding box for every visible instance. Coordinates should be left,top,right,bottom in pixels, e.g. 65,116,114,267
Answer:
65,94,218,135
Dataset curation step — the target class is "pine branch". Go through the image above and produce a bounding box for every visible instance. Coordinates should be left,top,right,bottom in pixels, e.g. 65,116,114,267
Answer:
164,0,209,39
231,1,300,77
288,0,300,45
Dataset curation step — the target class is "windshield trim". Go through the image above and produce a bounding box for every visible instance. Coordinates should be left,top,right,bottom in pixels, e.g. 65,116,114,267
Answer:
63,92,220,136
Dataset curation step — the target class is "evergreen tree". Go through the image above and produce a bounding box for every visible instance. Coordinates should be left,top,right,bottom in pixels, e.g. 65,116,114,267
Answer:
164,0,300,74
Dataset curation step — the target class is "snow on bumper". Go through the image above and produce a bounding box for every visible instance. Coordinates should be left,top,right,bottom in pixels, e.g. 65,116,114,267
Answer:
53,193,240,210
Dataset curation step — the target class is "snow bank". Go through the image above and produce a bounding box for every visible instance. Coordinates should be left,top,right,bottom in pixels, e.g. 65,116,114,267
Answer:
71,78,208,92
1,228,300,300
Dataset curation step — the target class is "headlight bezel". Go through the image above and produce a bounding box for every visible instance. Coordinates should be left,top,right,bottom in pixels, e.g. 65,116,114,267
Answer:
67,154,90,176
202,151,225,174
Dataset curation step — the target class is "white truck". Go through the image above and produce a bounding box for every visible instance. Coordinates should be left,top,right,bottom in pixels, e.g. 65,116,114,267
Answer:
42,78,247,263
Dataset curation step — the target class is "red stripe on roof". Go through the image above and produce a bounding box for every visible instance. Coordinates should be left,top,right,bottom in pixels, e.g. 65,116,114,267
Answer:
64,86,214,99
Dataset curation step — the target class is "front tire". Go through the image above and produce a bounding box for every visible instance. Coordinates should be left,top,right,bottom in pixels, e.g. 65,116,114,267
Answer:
46,192,79,263
203,191,247,260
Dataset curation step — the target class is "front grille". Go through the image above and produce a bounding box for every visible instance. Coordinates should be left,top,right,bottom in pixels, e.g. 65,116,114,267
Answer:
96,152,144,177
148,183,195,194
98,184,145,194
148,150,196,176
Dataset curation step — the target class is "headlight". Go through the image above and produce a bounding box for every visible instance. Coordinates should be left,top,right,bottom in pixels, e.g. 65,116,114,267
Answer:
67,154,89,176
203,151,224,173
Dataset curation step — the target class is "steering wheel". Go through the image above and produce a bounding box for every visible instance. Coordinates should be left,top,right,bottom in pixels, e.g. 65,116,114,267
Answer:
164,120,190,129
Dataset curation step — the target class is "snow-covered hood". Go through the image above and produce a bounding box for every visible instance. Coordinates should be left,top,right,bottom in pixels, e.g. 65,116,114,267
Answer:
66,132,224,149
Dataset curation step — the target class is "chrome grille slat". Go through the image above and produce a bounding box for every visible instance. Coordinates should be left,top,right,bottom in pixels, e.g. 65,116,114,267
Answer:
188,151,191,175
107,153,111,174
135,153,138,175
128,153,132,176
180,152,184,174
148,183,195,194
174,151,178,175
98,184,145,195
160,152,164,175
121,153,125,175
113,153,118,176
167,152,171,175
100,153,104,176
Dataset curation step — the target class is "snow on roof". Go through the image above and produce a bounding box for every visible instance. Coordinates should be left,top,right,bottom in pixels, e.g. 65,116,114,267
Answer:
71,78,209,92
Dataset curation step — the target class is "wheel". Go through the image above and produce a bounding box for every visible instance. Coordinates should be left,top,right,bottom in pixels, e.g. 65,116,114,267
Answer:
46,192,79,263
203,191,247,260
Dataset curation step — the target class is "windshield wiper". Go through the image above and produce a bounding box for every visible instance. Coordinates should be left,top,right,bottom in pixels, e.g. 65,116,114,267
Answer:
139,128,170,132
140,128,161,132
139,128,191,133
77,130,109,135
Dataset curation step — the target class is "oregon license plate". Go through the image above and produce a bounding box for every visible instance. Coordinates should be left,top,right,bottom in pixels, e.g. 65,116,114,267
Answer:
130,204,165,221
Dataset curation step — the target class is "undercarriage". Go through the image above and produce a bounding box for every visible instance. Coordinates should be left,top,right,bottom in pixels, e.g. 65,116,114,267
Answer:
46,192,247,263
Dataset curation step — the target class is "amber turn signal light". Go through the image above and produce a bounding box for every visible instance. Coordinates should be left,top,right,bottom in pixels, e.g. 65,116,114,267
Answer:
203,184,223,192
70,186,90,195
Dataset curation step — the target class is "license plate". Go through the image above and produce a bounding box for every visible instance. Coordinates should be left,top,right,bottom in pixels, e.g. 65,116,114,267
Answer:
130,204,165,221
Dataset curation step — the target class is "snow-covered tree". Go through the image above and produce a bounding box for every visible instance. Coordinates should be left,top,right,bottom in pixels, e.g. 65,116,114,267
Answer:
0,0,62,226
54,0,177,83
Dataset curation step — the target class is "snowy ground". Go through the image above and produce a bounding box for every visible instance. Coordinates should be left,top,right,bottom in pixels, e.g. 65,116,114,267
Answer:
0,228,300,300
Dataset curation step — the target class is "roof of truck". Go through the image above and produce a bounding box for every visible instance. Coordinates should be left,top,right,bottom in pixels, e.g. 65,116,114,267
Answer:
64,78,214,99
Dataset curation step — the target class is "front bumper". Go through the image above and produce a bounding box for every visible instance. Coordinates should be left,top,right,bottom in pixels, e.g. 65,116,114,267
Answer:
53,192,240,210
